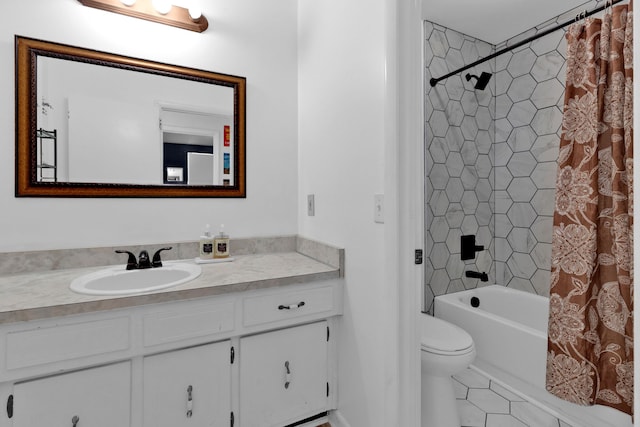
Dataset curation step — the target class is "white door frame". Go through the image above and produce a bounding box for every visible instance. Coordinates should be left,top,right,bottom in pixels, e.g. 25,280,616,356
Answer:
394,0,425,426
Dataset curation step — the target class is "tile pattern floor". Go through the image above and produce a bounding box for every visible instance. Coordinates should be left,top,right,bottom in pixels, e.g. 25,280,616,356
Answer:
453,368,574,427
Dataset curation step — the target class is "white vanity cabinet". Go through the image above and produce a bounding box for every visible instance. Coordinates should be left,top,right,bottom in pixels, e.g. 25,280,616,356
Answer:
0,279,341,427
239,321,328,427
12,362,131,427
143,341,231,427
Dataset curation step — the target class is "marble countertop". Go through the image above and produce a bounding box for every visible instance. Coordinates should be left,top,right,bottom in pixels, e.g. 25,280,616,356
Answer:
0,252,340,324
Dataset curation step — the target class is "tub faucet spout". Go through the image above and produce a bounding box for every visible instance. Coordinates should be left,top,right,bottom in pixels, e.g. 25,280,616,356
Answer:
465,271,488,282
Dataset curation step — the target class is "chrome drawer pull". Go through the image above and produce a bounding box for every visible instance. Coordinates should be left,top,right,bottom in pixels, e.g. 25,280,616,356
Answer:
278,301,305,310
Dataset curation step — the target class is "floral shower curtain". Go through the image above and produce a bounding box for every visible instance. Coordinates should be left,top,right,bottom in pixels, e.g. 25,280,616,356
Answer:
546,1,634,416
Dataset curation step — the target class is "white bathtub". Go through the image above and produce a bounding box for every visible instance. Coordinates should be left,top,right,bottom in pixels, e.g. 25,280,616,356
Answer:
434,285,632,427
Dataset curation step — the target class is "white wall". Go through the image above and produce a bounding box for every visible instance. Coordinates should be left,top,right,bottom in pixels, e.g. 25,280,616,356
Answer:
1,1,422,425
298,0,401,425
1,0,298,251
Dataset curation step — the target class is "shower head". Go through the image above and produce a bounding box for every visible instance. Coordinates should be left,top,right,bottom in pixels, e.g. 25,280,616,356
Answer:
465,71,492,90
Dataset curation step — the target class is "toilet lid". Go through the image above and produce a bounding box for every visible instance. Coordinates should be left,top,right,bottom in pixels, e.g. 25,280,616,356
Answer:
421,315,474,354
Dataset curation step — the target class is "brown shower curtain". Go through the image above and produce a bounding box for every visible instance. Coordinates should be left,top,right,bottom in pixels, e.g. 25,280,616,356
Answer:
546,1,634,416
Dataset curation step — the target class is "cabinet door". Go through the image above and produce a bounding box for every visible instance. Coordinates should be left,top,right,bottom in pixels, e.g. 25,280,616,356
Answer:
143,341,231,427
13,362,131,427
239,321,328,427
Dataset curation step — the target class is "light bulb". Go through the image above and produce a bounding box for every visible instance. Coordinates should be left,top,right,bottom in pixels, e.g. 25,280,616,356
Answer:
188,6,202,20
152,0,172,14
120,0,136,6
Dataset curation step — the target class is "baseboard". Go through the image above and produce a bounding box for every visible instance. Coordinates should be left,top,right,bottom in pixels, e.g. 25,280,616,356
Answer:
328,410,351,427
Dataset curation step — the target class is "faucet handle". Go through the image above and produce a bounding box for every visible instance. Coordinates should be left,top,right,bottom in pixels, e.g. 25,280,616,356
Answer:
152,247,173,267
461,235,485,260
115,250,138,270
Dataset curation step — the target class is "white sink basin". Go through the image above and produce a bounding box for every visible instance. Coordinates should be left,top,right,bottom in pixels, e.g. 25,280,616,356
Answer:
70,262,202,296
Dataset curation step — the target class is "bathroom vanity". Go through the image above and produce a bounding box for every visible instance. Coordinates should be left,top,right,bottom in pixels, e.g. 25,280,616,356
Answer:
0,248,343,427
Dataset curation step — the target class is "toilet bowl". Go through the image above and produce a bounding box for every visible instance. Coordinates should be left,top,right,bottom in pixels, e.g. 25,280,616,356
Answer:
421,314,475,427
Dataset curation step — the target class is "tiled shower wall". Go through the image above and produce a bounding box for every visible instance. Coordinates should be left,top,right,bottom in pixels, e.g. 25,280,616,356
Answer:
424,16,570,312
424,22,496,313
493,24,567,297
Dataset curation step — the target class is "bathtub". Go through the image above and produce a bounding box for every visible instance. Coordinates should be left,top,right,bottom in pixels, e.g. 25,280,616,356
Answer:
434,285,632,427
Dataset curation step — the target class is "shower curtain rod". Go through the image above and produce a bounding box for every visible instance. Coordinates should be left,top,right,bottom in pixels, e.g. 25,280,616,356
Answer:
429,0,625,87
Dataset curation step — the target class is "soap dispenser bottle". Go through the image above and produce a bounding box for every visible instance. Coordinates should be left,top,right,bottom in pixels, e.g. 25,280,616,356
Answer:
199,224,214,259
213,224,230,259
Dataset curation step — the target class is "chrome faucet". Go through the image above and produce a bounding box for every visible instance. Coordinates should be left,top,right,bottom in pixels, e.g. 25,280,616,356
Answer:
115,247,172,270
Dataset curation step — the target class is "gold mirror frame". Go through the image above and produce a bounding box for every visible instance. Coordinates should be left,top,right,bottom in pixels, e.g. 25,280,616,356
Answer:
15,36,246,198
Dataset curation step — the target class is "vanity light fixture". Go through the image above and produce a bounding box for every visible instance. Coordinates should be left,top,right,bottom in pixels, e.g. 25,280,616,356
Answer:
151,0,172,15
188,5,201,20
78,0,209,33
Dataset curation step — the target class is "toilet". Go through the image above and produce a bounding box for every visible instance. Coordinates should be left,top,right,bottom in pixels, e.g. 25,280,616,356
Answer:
421,314,476,427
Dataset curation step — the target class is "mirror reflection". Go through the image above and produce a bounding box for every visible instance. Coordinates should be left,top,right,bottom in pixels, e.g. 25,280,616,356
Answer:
16,36,246,197
37,57,234,186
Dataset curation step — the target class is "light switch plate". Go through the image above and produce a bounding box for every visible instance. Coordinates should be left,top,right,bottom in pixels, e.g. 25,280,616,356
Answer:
374,194,384,223
307,194,315,216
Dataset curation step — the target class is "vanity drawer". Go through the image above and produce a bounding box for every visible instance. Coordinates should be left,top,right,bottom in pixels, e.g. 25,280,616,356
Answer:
143,300,235,347
6,317,130,370
243,285,335,326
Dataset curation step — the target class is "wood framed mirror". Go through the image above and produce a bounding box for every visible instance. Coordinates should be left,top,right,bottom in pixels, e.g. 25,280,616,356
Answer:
15,36,246,197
